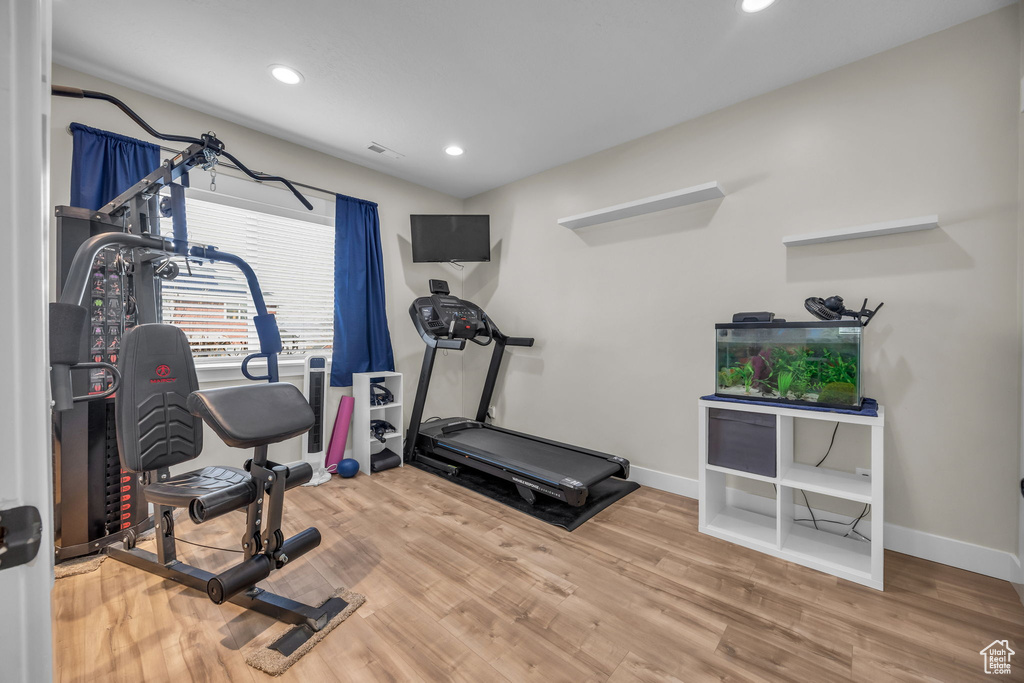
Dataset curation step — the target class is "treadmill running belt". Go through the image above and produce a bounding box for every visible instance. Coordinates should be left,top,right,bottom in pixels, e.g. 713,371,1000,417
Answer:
438,427,622,486
411,458,640,531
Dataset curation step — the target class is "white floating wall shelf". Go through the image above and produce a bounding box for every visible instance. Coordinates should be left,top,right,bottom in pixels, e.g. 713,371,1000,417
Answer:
558,181,724,230
782,215,939,247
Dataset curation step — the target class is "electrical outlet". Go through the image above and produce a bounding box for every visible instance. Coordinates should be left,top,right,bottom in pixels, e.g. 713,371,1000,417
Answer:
487,405,496,419
856,468,871,480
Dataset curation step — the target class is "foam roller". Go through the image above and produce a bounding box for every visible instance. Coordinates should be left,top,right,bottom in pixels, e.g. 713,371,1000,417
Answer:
275,528,321,568
188,480,258,524
207,554,272,605
282,461,313,489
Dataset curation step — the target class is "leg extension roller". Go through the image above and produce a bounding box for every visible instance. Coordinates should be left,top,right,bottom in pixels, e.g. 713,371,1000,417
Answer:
208,554,273,605
208,527,321,604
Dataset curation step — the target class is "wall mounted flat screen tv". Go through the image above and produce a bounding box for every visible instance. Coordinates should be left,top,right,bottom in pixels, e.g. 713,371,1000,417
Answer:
411,214,490,263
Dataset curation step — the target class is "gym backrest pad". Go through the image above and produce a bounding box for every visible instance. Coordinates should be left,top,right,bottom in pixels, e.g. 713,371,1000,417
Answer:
116,324,203,473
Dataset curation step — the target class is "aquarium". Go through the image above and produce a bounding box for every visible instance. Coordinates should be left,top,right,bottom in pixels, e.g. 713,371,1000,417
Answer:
715,321,863,409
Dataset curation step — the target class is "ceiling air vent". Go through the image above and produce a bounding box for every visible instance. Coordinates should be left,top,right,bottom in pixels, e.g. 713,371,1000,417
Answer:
367,142,404,160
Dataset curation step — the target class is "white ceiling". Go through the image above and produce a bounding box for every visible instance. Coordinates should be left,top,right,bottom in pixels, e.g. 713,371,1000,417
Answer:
52,0,1014,199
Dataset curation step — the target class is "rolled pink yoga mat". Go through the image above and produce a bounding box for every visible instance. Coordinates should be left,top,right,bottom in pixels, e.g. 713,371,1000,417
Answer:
325,395,354,473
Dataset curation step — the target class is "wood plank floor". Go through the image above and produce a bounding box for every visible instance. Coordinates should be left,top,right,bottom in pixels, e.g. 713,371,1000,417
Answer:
52,467,1024,682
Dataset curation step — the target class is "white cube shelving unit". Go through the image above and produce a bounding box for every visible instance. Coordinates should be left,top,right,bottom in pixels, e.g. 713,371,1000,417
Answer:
698,398,885,590
352,371,403,475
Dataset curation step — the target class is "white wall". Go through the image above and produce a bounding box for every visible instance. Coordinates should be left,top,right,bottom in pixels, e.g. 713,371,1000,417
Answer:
465,6,1022,554
49,64,467,469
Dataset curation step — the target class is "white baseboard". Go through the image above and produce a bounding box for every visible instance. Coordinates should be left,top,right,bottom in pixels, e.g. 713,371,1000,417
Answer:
628,464,698,499
630,465,1021,584
884,524,1022,584
1013,575,1024,607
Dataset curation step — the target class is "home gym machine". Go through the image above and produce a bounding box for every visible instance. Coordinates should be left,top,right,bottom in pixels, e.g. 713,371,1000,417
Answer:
49,87,347,653
405,279,631,507
51,86,310,563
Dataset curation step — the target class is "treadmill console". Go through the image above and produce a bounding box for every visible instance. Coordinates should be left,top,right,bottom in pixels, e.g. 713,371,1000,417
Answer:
411,281,489,344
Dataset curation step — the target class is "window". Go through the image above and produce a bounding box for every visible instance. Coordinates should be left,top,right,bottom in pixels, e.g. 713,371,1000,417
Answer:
160,196,335,362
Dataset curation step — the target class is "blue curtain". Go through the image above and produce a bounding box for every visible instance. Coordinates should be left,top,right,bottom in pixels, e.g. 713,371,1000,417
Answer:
70,122,160,211
331,194,395,386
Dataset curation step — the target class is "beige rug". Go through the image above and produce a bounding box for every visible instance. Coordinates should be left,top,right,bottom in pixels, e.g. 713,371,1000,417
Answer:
54,553,107,579
243,588,366,676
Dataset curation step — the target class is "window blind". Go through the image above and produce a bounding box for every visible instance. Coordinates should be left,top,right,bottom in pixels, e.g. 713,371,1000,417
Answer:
161,197,335,360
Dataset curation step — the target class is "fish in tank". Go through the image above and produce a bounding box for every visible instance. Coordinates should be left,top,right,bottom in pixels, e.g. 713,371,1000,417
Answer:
715,321,863,409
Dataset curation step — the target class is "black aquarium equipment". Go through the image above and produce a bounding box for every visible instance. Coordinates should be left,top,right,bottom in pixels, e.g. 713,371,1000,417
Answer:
411,214,490,263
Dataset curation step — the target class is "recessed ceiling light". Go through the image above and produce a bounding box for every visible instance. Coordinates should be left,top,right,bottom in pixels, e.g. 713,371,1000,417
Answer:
269,65,303,85
445,145,464,156
740,0,776,13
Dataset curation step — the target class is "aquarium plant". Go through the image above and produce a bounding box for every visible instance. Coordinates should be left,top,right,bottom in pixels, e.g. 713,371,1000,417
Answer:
717,367,743,388
776,371,794,399
750,349,774,393
739,361,754,395
817,348,857,386
818,381,857,405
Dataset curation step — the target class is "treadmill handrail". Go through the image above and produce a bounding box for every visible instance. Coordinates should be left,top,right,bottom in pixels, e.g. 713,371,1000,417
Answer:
504,336,534,347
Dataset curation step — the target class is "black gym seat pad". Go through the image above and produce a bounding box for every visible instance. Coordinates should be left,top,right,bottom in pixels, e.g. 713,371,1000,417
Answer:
187,383,315,449
411,459,640,531
143,465,252,508
437,426,624,487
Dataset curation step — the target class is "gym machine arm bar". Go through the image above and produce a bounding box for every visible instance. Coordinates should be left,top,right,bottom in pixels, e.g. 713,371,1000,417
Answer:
189,245,281,383
59,232,169,308
52,234,285,410
70,362,121,402
50,360,122,412
52,85,313,212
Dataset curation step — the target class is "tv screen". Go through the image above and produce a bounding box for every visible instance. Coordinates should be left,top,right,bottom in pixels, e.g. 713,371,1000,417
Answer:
410,215,490,263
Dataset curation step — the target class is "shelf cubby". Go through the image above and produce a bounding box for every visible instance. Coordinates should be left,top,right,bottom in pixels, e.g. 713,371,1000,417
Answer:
781,522,872,580
702,465,777,551
706,507,778,550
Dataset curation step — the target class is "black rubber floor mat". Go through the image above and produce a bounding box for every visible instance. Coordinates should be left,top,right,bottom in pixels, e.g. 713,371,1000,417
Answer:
410,460,640,531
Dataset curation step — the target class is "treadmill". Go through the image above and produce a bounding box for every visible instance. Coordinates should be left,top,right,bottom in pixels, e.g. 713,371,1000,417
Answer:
404,279,630,506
